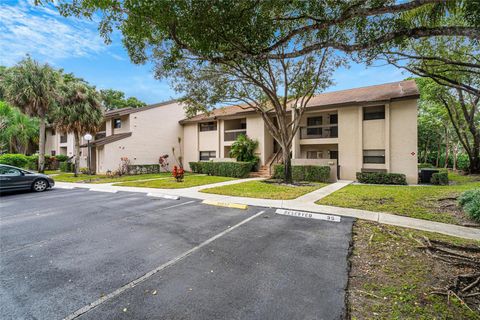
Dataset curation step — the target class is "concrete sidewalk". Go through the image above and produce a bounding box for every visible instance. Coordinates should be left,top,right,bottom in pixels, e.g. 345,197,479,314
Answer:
55,179,480,241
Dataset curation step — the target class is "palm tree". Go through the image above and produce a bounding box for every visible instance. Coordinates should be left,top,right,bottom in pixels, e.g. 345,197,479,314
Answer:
53,81,103,176
3,105,39,154
1,57,61,172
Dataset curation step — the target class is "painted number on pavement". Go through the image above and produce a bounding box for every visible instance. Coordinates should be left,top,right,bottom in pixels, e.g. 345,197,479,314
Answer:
276,209,341,223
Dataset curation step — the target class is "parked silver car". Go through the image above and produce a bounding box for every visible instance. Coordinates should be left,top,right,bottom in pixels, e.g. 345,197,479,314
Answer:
0,164,55,193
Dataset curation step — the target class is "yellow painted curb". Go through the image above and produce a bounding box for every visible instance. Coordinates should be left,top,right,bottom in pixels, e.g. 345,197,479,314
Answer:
202,200,248,210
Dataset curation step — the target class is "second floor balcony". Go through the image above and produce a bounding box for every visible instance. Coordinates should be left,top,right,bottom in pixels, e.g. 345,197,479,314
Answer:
300,124,338,139
95,131,106,140
224,129,247,141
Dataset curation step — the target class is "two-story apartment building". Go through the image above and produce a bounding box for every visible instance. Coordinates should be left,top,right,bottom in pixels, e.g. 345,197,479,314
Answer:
46,80,419,184
180,80,419,184
46,100,186,173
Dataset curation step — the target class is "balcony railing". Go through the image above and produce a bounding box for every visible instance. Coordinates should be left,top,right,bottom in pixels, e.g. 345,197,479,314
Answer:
60,135,67,143
224,129,247,141
95,131,106,140
300,125,338,139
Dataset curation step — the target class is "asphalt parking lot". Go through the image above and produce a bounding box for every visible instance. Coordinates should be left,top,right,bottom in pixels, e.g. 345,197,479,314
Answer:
0,188,353,320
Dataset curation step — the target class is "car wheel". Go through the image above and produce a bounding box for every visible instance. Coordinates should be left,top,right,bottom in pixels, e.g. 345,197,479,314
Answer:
32,179,49,192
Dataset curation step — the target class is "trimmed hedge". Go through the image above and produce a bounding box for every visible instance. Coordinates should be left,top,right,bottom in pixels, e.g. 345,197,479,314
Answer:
431,172,449,185
0,153,29,168
356,172,407,185
55,154,69,162
189,161,253,178
459,189,480,222
273,164,330,182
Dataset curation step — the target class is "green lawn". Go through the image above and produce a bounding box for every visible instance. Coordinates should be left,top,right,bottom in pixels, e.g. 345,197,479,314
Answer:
115,175,237,189
44,170,60,175
201,180,327,200
317,172,480,225
50,173,109,182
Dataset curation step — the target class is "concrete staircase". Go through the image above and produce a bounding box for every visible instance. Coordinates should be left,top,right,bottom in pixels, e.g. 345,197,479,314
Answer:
249,165,271,178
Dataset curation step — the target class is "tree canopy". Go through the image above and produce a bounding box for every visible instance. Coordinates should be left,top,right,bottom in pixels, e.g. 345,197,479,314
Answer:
100,89,146,110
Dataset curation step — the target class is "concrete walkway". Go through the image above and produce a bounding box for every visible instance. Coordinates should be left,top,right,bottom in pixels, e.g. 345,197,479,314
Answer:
55,178,480,241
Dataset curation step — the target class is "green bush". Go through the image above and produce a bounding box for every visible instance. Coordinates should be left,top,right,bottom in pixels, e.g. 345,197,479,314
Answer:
189,161,253,178
356,172,407,185
273,164,330,182
0,153,29,168
458,189,480,222
55,154,69,162
59,161,74,172
431,172,449,185
418,163,434,169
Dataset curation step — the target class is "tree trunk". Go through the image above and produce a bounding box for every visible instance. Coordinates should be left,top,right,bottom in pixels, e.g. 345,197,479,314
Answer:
74,132,80,177
469,153,480,174
452,144,458,171
444,128,449,168
282,147,293,184
38,118,46,173
436,142,440,167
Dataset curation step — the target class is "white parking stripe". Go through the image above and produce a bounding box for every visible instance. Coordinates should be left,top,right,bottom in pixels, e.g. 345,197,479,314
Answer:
63,209,266,320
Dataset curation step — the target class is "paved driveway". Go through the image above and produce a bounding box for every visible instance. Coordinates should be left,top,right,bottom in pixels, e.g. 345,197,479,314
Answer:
0,188,353,320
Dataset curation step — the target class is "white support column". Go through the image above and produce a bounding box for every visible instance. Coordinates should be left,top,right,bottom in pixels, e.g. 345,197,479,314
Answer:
358,107,364,171
385,103,391,172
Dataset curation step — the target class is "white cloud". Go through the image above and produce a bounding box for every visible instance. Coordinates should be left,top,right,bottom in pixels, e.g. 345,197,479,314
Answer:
0,0,106,65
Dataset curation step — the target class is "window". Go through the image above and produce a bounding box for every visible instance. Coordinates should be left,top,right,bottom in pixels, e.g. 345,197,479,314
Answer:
307,116,322,126
60,135,67,143
113,118,122,129
199,122,217,132
51,129,56,135
199,151,216,161
363,105,385,120
329,114,338,124
330,150,338,160
0,166,22,176
363,150,385,164
51,150,56,156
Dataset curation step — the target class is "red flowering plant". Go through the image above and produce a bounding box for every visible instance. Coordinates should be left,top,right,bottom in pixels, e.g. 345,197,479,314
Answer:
172,165,185,182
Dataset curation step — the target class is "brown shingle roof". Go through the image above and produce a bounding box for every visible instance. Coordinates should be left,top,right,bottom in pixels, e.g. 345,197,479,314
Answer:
104,99,178,119
80,132,132,147
179,80,418,124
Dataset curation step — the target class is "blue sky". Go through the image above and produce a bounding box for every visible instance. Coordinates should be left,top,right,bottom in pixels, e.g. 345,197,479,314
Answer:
1,0,408,105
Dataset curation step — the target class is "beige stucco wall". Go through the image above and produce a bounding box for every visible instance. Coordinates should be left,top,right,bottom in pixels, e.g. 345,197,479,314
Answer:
337,106,362,180
96,101,185,173
390,100,418,184
246,115,266,164
183,123,199,171
363,119,385,149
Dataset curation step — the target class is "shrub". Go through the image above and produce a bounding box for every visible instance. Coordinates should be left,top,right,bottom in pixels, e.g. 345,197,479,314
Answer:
59,161,74,172
356,172,407,185
418,163,434,169
55,154,69,162
0,154,29,168
459,189,480,222
229,134,259,162
273,164,330,182
431,172,449,185
189,161,253,178
80,167,90,174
